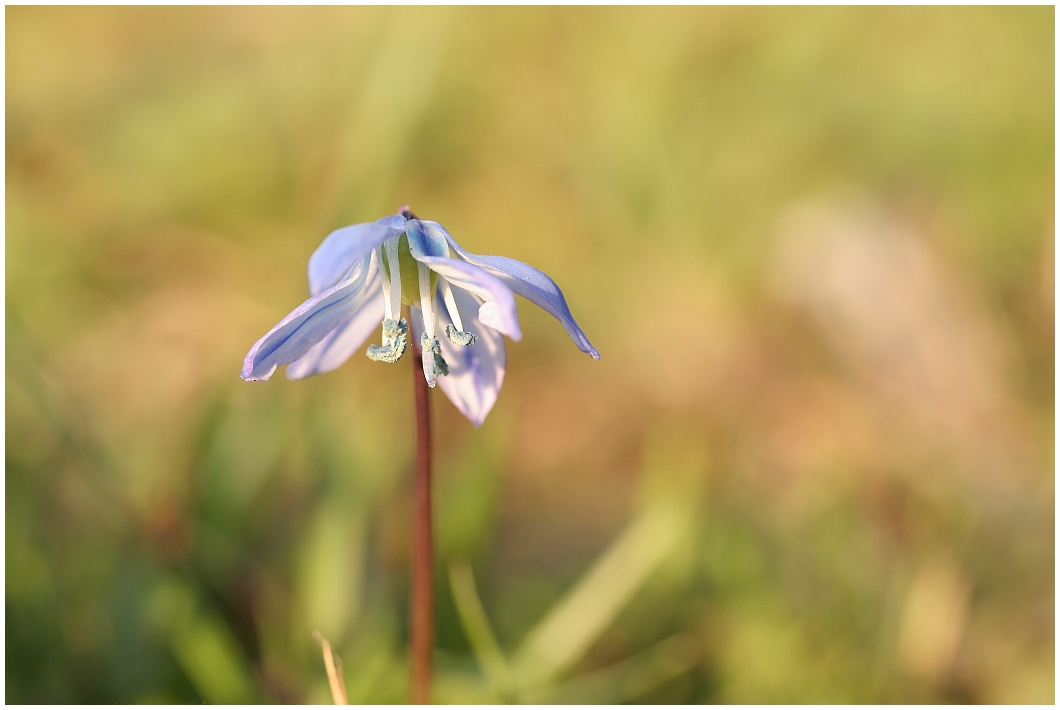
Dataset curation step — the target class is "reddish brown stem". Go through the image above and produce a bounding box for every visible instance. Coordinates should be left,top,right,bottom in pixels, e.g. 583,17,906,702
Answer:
410,333,433,704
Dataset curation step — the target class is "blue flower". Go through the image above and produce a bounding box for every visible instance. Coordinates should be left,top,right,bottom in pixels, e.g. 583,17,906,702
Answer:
242,208,599,426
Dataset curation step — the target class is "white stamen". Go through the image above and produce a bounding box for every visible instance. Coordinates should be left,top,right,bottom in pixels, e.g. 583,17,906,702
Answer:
378,246,393,320
418,263,437,386
418,262,435,339
384,236,402,317
440,277,464,333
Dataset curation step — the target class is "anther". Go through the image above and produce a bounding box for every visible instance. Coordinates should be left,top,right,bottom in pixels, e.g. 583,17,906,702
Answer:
445,323,476,346
420,331,449,386
366,317,408,363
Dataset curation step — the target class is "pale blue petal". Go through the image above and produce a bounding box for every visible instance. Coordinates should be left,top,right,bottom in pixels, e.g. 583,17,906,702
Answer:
307,216,406,296
411,289,506,427
286,281,384,380
405,219,452,259
243,256,377,381
443,233,599,359
376,214,409,231
413,255,522,340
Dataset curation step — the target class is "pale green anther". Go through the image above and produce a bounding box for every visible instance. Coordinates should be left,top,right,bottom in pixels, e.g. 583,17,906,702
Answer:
420,332,449,378
383,318,408,340
366,318,408,363
445,323,477,347
434,353,449,377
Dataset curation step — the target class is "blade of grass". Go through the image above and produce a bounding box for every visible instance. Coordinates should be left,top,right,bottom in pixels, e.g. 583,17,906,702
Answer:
512,495,695,692
448,561,517,702
527,633,702,704
148,577,257,704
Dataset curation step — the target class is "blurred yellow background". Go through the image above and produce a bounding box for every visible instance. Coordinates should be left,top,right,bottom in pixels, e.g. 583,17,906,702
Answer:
6,6,1053,704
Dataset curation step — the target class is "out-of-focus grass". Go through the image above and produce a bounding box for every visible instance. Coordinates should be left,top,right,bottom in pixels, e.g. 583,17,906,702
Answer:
6,6,1053,703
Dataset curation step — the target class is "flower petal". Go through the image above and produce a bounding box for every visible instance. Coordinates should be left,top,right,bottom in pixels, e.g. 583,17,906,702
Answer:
307,215,406,296
413,255,522,340
404,219,452,259
411,288,506,427
443,233,599,359
243,255,377,381
286,282,384,380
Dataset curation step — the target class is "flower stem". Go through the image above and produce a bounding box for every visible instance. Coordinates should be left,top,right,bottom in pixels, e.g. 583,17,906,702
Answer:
410,326,434,704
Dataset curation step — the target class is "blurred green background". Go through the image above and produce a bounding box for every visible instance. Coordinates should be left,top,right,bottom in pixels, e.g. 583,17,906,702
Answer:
6,6,1054,704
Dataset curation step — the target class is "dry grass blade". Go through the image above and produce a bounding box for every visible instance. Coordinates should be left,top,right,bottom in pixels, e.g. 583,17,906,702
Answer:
313,630,349,705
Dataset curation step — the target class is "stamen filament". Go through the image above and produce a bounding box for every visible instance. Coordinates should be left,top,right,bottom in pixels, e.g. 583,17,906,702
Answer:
440,277,477,347
418,263,435,339
384,236,402,316
417,262,450,387
440,278,463,332
367,247,408,364
378,245,393,319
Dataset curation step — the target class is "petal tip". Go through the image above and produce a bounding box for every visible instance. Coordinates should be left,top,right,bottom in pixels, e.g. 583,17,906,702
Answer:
459,404,487,427
242,350,277,381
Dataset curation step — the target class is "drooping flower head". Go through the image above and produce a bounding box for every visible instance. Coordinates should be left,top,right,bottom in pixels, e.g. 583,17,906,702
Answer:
242,207,598,425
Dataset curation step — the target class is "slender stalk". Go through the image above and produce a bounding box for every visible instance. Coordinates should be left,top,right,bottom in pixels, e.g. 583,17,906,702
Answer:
410,328,434,704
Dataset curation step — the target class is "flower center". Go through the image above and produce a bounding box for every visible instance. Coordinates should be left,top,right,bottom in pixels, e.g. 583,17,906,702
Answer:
367,214,476,381
381,234,437,306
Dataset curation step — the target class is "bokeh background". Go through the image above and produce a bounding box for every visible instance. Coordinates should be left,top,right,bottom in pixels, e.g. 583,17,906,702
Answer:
6,6,1054,704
